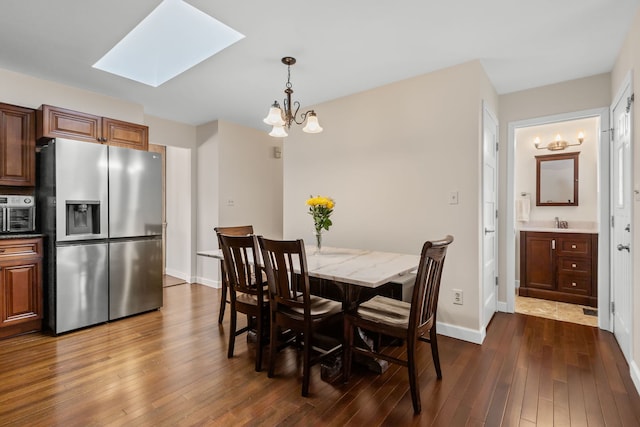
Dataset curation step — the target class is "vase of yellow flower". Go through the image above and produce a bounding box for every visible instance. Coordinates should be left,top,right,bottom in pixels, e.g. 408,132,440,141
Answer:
306,195,335,253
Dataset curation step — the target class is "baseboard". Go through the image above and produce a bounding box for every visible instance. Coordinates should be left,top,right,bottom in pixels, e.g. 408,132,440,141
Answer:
196,277,221,288
631,360,640,397
497,301,508,312
165,268,190,283
436,320,484,344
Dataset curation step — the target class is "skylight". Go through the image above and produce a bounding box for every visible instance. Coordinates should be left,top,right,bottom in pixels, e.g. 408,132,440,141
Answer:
93,0,244,87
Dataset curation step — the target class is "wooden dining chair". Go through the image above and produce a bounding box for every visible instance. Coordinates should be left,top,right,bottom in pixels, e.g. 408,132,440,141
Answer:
343,235,453,414
258,236,343,397
219,233,268,372
214,225,254,324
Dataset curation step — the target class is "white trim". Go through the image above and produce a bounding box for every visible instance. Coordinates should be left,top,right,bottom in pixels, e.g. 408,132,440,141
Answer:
165,268,192,283
196,277,220,288
497,301,508,312
506,108,610,326
631,360,640,397
437,320,485,344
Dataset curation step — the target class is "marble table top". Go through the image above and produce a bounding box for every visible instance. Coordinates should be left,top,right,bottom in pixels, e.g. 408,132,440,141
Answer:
197,246,419,289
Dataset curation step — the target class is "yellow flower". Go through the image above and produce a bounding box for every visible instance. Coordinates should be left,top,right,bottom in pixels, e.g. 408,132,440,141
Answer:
306,195,335,233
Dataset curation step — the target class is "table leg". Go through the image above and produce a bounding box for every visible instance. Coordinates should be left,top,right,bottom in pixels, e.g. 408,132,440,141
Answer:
332,280,389,374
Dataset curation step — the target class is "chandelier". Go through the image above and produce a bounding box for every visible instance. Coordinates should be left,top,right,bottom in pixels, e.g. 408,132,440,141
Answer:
263,57,323,137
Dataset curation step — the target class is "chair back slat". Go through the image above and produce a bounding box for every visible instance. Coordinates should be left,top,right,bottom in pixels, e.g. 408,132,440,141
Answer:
259,237,309,313
219,234,264,302
214,226,255,290
409,235,453,333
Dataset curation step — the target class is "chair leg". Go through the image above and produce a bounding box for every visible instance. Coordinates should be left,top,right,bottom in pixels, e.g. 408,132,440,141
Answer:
343,315,353,383
407,338,421,414
227,305,236,359
218,279,227,324
268,320,278,378
255,313,263,372
302,328,312,397
430,327,442,379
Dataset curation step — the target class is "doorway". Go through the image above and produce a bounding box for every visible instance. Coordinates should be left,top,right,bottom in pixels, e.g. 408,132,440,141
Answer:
505,108,610,328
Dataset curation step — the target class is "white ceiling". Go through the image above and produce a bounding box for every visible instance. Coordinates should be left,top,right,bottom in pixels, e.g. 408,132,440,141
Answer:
1,0,638,129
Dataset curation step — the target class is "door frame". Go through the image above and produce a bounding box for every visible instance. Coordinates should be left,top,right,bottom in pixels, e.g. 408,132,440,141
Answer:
610,71,634,361
505,108,610,330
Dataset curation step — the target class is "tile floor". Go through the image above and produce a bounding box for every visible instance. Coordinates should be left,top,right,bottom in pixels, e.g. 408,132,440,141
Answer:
515,295,598,327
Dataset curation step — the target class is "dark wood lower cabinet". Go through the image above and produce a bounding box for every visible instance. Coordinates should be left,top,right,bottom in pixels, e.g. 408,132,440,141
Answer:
0,237,43,339
519,231,597,307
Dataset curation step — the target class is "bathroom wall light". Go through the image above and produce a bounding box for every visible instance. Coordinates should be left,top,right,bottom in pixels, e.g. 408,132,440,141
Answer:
534,132,584,151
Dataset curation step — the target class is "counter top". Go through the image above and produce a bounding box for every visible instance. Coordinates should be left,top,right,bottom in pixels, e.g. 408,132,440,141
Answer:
0,233,44,240
519,220,598,234
518,227,598,234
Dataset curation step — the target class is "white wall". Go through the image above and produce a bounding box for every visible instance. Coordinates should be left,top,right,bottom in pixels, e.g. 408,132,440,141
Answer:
195,121,220,287
0,67,144,123
284,60,497,340
165,146,193,281
218,121,283,239
195,120,284,287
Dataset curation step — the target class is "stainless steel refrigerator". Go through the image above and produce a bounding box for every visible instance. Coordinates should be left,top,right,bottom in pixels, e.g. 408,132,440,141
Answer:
38,138,162,334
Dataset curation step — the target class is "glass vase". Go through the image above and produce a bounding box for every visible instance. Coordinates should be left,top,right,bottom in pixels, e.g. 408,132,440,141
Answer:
315,231,322,254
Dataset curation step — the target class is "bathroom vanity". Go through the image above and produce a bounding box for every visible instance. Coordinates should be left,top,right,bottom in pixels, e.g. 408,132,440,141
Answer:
519,230,598,307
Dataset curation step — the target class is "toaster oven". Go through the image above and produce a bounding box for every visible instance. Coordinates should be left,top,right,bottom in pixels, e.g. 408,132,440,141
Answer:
0,195,35,233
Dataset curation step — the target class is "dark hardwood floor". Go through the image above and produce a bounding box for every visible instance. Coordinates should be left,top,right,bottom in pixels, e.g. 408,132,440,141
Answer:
1,283,639,426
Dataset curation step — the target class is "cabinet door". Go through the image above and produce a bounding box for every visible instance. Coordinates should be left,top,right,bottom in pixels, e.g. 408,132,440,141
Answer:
0,259,42,326
0,103,35,186
524,234,555,290
38,105,101,143
102,118,148,151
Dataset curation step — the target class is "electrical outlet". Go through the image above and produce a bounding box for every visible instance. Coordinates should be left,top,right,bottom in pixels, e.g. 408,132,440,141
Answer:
227,199,234,207
453,289,463,305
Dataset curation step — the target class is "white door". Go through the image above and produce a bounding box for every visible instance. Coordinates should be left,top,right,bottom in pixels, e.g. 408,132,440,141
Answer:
482,103,499,328
611,80,633,362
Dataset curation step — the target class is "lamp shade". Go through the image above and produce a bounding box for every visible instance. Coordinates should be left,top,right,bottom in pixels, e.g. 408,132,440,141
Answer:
269,125,288,138
263,103,285,126
302,111,323,134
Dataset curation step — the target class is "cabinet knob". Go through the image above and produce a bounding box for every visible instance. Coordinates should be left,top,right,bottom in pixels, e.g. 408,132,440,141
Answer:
572,282,577,287
572,263,577,268
571,244,577,249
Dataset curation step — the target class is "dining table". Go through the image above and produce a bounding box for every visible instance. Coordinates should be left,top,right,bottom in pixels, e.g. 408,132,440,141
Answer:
198,245,419,297
197,244,421,374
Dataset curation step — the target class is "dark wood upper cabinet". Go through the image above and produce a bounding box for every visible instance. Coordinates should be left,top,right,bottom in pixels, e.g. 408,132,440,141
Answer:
0,103,36,187
37,105,148,151
102,117,148,150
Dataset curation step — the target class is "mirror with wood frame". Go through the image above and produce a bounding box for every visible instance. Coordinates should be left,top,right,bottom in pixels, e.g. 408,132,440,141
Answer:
536,152,579,206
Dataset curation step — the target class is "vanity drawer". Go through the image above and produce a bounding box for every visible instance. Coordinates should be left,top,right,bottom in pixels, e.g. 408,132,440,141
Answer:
558,273,591,295
557,236,591,256
558,257,591,274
